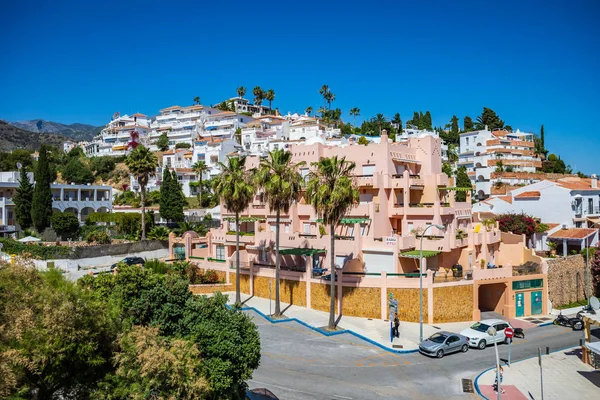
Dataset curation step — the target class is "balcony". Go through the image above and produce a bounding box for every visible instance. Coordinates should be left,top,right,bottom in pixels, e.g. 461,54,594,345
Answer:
409,175,424,187
391,204,404,216
586,206,600,216
436,174,449,187
355,175,374,187
350,202,370,216
472,266,512,280
406,203,435,215
225,231,256,244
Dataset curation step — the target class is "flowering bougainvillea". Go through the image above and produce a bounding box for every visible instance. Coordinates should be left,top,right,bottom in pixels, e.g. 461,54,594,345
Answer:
496,213,539,236
592,247,600,297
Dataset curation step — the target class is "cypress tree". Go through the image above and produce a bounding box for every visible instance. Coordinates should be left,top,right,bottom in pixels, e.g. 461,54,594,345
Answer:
159,168,173,222
424,111,432,130
14,167,34,230
455,166,472,202
463,116,474,132
31,145,53,233
540,124,545,149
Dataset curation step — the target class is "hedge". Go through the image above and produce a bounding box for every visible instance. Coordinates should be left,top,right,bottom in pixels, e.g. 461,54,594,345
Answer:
0,238,73,260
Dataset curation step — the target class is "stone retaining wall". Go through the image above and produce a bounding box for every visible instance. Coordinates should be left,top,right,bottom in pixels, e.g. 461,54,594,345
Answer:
547,254,587,307
433,285,473,323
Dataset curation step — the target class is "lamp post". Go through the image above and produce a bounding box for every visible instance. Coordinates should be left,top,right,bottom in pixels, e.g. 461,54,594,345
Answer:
419,223,445,343
487,326,501,400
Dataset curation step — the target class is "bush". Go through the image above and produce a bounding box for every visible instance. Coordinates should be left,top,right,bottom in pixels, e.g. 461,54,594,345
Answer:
86,230,112,244
0,238,72,260
148,226,170,240
496,213,539,236
51,211,80,240
145,258,170,275
87,212,154,239
175,142,191,149
62,158,95,184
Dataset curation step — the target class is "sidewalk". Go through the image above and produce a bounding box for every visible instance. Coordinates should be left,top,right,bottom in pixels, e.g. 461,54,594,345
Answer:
225,292,474,352
476,347,600,399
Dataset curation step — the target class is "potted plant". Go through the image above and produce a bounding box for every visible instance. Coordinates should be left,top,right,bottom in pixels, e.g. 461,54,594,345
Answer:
547,241,557,256
482,218,495,232
480,259,485,270
455,229,467,240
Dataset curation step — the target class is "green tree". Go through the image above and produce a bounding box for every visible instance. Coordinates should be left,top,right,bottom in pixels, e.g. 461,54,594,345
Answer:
442,162,454,178
159,168,174,222
125,145,159,240
212,156,255,304
325,90,336,109
463,116,474,132
51,211,80,240
407,111,420,129
235,127,242,144
237,86,246,99
254,149,305,317
319,84,330,110
157,133,170,151
193,96,200,105
31,145,54,233
495,160,504,173
14,168,33,230
455,166,472,202
0,149,34,171
423,111,432,130
62,157,95,184
540,124,545,149
450,115,459,135
192,160,209,207
358,136,369,145
305,106,313,116
306,156,358,329
175,142,191,149
252,86,264,106
350,108,361,128
265,88,275,109
475,107,505,131
392,112,403,133
0,264,115,398
374,113,387,135
90,156,117,180
171,170,185,222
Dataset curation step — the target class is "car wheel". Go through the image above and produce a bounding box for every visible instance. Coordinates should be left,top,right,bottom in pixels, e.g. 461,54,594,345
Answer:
573,321,583,331
436,349,444,358
477,340,486,350
461,344,468,353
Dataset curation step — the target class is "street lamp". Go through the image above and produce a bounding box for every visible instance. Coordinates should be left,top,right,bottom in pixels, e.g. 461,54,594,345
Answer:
419,223,445,343
487,326,501,400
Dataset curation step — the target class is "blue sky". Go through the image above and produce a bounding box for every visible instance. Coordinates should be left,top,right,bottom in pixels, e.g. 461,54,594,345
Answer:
1,0,599,174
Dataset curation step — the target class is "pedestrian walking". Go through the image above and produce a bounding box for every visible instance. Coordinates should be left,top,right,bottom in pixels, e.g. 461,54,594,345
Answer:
393,313,400,338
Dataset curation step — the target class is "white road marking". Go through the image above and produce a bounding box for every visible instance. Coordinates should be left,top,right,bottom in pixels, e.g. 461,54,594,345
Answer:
333,395,353,399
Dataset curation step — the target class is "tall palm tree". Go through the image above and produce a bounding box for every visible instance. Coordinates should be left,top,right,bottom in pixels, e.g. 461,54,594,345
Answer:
306,156,358,329
237,86,246,99
350,108,360,129
252,86,264,106
125,145,158,240
192,160,209,207
305,106,313,116
319,85,330,110
374,113,387,135
193,96,200,105
265,89,275,109
325,91,336,110
212,156,255,304
254,149,305,316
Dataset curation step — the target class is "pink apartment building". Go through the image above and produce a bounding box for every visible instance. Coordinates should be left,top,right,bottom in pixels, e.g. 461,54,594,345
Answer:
173,132,548,323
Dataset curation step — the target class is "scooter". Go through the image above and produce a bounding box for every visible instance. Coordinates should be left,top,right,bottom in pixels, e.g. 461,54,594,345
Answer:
513,327,525,338
553,311,583,331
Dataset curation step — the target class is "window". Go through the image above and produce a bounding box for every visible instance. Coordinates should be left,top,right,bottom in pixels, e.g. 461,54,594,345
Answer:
270,224,276,233
285,223,290,233
303,223,311,234
589,198,594,214
466,137,469,146
362,164,376,176
361,224,367,236
210,155,218,163
259,248,267,262
448,336,459,344
512,279,543,290
215,245,225,261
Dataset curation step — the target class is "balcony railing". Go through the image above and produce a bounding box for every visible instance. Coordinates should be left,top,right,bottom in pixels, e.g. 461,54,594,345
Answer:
299,233,317,238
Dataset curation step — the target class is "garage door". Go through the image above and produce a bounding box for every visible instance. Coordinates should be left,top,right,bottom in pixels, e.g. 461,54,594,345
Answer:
362,249,394,274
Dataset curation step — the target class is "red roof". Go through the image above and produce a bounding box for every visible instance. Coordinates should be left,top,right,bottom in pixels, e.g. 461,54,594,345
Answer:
497,195,513,204
514,191,541,199
548,228,598,240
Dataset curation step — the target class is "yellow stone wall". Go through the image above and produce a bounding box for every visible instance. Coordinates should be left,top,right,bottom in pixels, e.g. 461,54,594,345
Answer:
189,284,234,295
253,276,307,307
311,282,335,313
230,273,251,294
433,285,474,323
387,288,426,322
342,287,381,319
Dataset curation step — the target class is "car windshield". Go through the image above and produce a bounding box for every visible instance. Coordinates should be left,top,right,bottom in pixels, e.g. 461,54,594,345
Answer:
470,322,490,332
428,333,447,343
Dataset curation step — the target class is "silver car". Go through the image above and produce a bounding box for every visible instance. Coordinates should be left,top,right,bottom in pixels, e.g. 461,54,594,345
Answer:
419,331,470,358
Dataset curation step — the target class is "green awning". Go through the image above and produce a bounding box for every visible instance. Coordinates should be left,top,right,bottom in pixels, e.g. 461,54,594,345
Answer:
223,216,266,222
315,217,370,224
400,250,441,258
279,248,326,256
438,187,473,191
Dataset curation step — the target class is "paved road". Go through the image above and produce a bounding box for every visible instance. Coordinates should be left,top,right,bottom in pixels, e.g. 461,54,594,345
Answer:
246,310,595,400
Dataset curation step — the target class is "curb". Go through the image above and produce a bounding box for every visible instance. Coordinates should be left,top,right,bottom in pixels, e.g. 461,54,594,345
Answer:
228,304,419,354
473,344,580,399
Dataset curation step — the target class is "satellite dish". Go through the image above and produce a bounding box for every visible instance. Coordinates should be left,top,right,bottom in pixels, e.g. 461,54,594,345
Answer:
590,296,600,310
16,162,22,170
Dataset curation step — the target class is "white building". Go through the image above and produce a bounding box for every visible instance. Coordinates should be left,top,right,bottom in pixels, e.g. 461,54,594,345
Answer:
86,113,151,157
0,171,112,230
459,128,541,199
226,97,271,116
192,138,239,179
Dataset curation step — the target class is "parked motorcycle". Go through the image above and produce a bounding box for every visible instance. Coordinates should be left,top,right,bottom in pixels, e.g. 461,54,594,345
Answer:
553,311,583,331
513,327,525,338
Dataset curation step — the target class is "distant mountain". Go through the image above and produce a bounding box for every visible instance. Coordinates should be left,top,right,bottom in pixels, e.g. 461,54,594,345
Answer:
7,119,103,141
0,120,69,151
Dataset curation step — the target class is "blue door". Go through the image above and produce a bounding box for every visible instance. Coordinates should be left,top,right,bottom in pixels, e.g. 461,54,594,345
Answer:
515,292,524,317
531,291,543,315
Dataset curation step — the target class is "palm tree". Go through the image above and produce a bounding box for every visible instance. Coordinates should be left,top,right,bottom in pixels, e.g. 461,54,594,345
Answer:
125,145,159,240
237,86,246,99
265,89,275,109
212,156,255,304
374,113,387,135
330,108,342,128
306,156,358,329
192,160,209,207
325,91,336,110
253,86,264,106
319,85,330,109
305,106,313,116
193,96,200,105
254,149,305,316
350,108,360,128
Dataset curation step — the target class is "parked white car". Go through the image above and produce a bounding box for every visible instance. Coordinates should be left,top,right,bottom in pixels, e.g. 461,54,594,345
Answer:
459,319,513,349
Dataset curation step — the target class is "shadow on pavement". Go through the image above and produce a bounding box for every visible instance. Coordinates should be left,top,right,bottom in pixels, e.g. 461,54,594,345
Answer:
577,370,600,389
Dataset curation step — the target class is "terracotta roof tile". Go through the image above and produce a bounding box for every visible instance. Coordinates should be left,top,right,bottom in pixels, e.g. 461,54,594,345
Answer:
514,191,541,199
497,195,513,204
544,223,560,232
548,228,598,240
556,178,599,191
